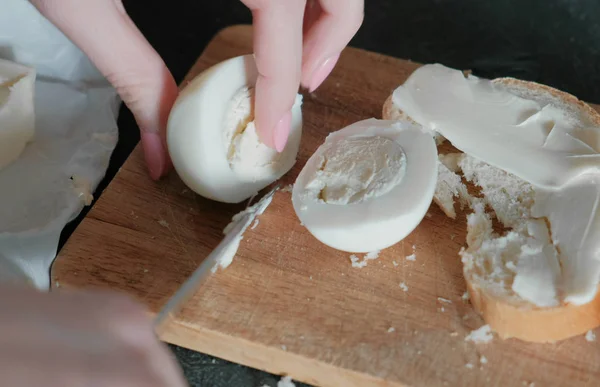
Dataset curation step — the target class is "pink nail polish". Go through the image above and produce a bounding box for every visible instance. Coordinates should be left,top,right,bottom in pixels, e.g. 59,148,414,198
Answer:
141,132,165,180
308,53,340,93
273,111,292,153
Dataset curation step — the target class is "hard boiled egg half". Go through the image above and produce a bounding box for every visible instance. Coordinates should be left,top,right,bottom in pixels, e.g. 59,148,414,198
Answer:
292,118,438,253
167,55,303,203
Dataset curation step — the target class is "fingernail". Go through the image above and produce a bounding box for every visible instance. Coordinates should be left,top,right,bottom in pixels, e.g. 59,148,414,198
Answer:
273,111,292,153
308,53,340,93
141,132,165,180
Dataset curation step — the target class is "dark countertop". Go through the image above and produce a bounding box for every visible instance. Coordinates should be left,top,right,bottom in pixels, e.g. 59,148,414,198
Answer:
57,0,600,386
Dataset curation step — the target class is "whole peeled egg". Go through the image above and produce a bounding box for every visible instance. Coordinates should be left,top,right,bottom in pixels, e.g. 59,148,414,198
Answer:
292,118,438,253
167,55,303,203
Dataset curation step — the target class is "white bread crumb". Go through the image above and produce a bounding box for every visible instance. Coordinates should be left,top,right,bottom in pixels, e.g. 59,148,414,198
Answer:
465,324,494,344
585,330,596,342
399,282,409,292
480,355,488,364
392,260,398,266
405,253,416,261
387,327,395,333
438,297,452,304
465,363,474,369
462,291,470,302
450,332,459,337
158,219,169,228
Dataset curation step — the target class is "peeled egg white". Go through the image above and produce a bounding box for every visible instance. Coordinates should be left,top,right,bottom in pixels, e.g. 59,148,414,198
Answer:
167,55,303,203
292,118,438,253
0,58,36,170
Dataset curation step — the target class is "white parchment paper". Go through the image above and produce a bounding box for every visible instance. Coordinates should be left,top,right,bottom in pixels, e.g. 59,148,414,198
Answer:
0,0,121,289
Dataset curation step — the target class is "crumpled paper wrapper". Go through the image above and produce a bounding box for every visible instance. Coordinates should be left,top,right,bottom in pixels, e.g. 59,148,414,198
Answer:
0,0,120,289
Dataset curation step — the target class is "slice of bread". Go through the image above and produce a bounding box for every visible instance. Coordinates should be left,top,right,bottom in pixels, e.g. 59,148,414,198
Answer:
434,154,471,219
383,74,600,343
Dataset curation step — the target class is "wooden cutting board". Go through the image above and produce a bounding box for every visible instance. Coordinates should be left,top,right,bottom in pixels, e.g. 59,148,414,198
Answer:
52,25,600,387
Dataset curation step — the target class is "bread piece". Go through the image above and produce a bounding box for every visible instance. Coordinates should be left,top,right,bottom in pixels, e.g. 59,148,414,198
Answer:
384,71,600,343
434,154,471,219
458,154,534,230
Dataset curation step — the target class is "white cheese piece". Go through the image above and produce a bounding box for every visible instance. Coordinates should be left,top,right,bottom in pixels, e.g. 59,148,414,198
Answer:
393,63,600,189
532,174,600,305
0,58,36,170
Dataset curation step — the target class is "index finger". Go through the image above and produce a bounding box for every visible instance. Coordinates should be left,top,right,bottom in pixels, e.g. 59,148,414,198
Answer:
242,0,306,151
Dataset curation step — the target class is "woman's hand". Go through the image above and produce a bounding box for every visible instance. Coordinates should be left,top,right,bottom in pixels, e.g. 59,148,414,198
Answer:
240,0,364,151
31,0,363,177
0,285,187,386
31,0,179,181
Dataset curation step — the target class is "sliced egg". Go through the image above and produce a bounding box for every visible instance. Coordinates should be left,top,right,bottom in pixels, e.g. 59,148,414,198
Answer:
0,58,36,170
167,55,303,203
292,118,438,253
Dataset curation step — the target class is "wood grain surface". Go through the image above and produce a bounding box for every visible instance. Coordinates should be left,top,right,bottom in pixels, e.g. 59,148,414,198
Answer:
52,25,600,387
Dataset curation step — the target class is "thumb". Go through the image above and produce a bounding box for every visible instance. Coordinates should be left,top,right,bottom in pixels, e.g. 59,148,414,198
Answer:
32,0,178,180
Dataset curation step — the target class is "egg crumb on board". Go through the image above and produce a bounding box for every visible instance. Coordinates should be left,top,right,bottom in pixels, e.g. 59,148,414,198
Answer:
349,250,380,268
292,118,437,253
465,324,494,344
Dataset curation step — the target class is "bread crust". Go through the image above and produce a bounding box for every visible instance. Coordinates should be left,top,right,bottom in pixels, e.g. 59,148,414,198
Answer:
385,68,600,343
467,280,600,343
493,77,600,127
